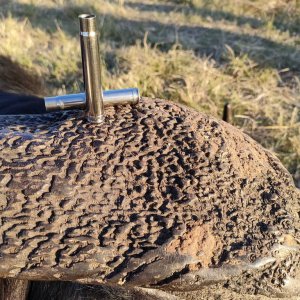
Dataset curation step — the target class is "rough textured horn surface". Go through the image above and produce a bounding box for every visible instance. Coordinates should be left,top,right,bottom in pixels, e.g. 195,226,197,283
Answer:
0,97,299,297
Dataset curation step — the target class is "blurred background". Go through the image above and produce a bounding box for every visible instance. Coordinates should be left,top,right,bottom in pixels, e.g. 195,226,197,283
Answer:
0,0,299,186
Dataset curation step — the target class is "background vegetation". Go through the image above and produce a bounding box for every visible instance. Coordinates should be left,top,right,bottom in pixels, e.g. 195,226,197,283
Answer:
1,0,299,186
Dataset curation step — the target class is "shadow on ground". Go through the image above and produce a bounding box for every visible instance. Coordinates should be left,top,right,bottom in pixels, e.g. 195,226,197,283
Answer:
2,2,300,71
126,2,264,29
126,1,300,34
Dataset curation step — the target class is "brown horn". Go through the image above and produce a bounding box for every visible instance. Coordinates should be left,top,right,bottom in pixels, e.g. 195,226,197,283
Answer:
0,98,299,298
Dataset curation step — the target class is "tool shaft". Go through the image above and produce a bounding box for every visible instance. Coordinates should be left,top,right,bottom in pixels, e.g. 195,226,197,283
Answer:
44,88,140,111
79,14,104,123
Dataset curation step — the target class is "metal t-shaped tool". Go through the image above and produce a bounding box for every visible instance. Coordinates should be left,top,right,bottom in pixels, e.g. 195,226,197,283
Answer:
44,14,140,117
79,14,105,123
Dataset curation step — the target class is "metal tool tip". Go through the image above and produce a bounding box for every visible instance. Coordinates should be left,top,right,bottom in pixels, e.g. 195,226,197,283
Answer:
78,14,96,20
87,115,105,124
79,14,97,32
132,88,140,104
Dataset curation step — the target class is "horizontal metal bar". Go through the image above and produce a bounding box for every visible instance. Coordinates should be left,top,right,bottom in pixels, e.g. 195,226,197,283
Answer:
44,88,140,112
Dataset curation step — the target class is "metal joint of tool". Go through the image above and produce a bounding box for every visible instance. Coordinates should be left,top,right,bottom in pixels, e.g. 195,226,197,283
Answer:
44,13,140,122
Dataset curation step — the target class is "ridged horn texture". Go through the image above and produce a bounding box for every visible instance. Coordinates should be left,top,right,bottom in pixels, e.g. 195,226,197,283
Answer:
0,98,299,297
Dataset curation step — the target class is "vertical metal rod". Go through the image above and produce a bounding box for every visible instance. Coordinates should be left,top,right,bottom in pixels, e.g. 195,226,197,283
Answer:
79,14,104,123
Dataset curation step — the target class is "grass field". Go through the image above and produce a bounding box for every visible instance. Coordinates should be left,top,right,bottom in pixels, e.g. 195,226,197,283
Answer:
0,0,300,186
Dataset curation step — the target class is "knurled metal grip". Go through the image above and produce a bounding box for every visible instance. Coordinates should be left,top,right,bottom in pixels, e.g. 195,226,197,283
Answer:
79,14,104,123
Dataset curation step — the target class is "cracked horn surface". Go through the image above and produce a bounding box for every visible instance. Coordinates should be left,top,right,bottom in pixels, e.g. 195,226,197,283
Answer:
0,97,299,296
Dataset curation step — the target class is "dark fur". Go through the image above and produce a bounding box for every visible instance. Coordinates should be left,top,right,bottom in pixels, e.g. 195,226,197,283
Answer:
0,55,45,96
0,279,165,300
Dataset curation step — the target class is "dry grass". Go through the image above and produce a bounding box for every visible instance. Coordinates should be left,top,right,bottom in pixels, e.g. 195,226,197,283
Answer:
0,0,299,185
